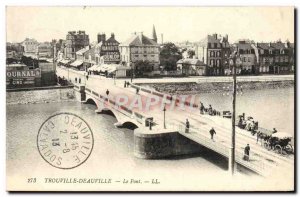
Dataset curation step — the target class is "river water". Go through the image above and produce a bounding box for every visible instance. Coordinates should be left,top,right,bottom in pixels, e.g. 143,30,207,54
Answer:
197,87,294,138
6,87,294,191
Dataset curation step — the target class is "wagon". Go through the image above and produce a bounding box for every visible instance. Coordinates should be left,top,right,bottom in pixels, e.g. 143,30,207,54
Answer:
264,132,293,155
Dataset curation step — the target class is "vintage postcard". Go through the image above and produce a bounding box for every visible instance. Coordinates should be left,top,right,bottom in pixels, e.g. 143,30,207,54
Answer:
6,6,295,191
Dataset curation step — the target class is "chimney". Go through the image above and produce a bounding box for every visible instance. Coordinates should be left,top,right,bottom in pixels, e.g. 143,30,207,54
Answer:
97,33,101,43
269,42,272,47
101,33,106,43
213,33,218,39
111,33,115,39
138,32,143,40
285,40,290,48
224,34,228,42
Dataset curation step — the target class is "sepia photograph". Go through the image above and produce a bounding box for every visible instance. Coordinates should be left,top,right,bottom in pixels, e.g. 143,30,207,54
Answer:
5,6,295,192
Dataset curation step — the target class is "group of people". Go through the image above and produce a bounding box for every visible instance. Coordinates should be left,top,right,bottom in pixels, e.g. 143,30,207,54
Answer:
238,115,259,135
123,81,130,88
199,102,220,116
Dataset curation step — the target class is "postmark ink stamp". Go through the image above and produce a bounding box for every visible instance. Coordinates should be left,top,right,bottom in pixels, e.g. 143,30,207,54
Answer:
37,112,94,169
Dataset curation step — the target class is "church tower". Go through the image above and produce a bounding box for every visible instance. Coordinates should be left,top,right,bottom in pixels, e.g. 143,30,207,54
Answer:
152,25,157,43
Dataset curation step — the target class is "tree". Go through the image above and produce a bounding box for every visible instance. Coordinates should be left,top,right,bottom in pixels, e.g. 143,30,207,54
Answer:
159,42,182,71
187,49,195,58
134,60,153,77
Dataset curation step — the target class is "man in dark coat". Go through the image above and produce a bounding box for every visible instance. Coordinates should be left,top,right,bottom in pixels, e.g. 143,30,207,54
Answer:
244,144,250,161
200,102,204,114
106,89,109,96
209,127,216,140
185,119,190,133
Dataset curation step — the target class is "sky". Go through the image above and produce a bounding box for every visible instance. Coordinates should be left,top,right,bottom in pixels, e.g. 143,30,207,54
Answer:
6,6,294,44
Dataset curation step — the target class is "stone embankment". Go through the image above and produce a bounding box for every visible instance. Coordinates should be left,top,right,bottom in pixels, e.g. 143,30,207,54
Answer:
138,80,294,95
7,86,76,105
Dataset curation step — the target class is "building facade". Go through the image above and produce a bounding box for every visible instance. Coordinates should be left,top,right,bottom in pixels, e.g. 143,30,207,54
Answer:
64,31,89,60
94,33,120,65
196,34,230,76
231,40,257,75
38,42,53,59
252,41,294,74
119,32,160,73
177,58,207,76
22,38,38,55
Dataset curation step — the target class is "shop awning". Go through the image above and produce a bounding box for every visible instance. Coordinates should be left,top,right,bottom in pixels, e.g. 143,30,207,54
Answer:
59,59,71,65
88,64,98,71
70,60,83,68
88,64,129,73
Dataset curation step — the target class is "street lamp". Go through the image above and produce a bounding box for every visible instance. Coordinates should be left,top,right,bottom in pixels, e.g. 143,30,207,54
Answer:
114,72,116,85
225,50,240,176
163,103,166,129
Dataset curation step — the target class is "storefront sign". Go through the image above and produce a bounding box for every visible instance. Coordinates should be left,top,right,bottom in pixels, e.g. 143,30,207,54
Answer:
6,69,41,79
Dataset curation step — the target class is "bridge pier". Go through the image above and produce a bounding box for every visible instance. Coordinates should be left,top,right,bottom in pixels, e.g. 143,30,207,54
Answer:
74,84,86,102
114,122,124,128
134,128,203,159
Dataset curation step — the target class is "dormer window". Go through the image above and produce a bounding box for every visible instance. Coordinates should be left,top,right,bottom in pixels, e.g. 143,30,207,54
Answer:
269,50,272,54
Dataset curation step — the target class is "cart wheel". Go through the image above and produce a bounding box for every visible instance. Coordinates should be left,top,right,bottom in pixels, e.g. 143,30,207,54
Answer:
275,145,283,155
285,144,294,154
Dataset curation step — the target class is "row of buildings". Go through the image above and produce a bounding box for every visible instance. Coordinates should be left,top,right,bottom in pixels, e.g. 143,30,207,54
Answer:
178,34,294,76
7,28,295,78
54,26,161,78
7,38,54,60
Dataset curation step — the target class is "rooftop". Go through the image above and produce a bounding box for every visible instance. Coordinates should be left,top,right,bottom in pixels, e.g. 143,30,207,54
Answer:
120,33,158,46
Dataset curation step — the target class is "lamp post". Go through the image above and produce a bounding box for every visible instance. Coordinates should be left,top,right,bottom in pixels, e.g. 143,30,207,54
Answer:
114,72,116,85
225,51,240,176
163,103,166,129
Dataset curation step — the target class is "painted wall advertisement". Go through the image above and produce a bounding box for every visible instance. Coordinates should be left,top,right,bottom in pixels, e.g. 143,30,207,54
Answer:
6,68,41,88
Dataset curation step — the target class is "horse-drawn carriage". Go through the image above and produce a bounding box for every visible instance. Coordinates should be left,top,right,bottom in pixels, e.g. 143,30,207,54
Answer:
263,132,294,155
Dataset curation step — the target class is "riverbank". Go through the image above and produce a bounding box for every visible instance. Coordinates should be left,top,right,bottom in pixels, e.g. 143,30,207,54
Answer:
6,87,76,105
137,80,294,94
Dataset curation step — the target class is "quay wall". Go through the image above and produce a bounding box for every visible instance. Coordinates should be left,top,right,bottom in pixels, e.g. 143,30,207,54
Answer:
137,80,294,94
134,129,203,159
6,87,76,105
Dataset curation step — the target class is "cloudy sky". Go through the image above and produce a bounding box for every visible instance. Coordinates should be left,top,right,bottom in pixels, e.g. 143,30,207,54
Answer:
6,6,294,43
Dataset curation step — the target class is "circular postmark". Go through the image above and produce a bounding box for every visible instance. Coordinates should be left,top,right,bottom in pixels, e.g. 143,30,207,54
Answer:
37,112,94,169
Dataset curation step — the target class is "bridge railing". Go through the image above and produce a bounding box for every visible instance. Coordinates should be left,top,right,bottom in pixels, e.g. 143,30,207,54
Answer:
129,83,199,109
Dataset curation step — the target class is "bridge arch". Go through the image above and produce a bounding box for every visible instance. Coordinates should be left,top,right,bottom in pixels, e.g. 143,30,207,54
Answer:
122,121,139,130
84,94,141,129
86,98,97,106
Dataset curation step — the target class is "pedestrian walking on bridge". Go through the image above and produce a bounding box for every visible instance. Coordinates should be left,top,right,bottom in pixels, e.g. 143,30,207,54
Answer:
200,102,204,114
124,81,127,88
209,127,216,141
185,119,190,133
106,89,109,96
244,144,250,161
